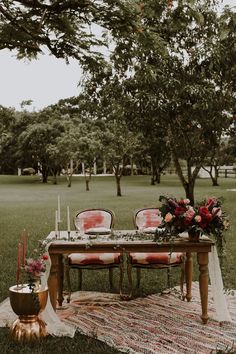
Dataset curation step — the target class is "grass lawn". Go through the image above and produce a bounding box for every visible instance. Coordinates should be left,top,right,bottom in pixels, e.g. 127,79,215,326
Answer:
0,174,235,353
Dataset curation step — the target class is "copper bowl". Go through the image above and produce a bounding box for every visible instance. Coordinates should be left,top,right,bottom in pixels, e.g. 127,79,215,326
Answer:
9,285,48,316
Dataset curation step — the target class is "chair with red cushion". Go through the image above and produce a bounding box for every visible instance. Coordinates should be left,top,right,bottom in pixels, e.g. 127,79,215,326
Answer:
127,208,185,296
65,208,124,302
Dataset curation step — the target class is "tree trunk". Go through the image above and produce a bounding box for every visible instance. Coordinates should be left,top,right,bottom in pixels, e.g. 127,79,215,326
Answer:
67,175,72,187
210,175,219,186
155,169,161,184
52,172,57,185
130,155,134,176
115,174,122,196
150,158,157,185
183,181,195,205
212,166,219,186
86,179,89,191
41,166,48,183
202,165,219,186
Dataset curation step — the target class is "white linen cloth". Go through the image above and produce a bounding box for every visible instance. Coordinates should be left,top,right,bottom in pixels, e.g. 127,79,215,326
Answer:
208,245,232,322
39,247,76,337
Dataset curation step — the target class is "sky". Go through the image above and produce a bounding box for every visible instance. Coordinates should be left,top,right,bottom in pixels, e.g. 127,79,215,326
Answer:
0,0,235,111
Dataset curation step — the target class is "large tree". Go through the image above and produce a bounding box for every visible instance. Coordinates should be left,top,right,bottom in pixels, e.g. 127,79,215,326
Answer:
17,108,66,182
101,0,236,204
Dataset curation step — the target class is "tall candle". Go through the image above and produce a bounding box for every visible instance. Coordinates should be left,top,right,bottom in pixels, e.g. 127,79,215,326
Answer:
55,210,58,234
57,195,61,222
67,206,70,232
17,241,22,285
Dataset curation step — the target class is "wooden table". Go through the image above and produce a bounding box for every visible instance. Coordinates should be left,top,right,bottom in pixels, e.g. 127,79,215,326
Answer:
47,230,214,324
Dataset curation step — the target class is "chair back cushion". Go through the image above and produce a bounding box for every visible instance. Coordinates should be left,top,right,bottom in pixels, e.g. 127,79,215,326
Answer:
74,209,114,232
135,208,162,230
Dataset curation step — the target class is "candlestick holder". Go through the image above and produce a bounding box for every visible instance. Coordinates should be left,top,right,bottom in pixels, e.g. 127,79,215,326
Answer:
55,220,62,239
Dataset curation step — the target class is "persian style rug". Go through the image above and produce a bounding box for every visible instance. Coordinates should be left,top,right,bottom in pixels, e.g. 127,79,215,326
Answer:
58,282,236,354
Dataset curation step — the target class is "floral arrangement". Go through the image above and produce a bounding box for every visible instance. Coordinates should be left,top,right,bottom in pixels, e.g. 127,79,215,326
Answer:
24,254,48,279
158,195,229,239
23,249,48,290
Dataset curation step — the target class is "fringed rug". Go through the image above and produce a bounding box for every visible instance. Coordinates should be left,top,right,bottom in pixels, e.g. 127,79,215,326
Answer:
58,282,236,354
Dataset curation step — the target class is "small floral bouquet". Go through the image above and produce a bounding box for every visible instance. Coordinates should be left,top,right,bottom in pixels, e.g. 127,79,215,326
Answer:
158,195,229,240
23,250,48,290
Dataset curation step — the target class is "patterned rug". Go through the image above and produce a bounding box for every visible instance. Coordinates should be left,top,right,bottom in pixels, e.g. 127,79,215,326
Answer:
57,282,236,354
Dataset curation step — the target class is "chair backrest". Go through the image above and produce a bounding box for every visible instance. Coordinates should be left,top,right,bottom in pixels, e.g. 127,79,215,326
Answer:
74,208,115,232
134,208,162,230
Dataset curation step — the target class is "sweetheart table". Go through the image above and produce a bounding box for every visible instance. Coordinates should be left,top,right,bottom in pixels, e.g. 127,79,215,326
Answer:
46,230,214,324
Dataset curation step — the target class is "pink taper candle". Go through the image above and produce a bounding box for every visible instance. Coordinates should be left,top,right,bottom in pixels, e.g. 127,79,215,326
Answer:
21,230,27,266
16,241,22,285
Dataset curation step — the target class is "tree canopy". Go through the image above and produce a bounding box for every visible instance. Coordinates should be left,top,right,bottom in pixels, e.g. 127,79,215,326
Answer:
1,0,236,203
0,0,139,64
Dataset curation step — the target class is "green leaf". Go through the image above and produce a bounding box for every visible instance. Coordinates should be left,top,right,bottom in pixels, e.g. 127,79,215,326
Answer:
220,28,230,40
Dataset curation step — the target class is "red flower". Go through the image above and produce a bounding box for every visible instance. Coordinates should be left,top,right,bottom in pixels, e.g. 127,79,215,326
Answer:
206,198,217,209
198,206,212,223
174,207,186,217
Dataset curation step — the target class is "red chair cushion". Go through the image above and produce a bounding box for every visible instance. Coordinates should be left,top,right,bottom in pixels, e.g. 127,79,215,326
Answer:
75,210,113,233
68,253,121,266
135,208,162,229
129,252,183,265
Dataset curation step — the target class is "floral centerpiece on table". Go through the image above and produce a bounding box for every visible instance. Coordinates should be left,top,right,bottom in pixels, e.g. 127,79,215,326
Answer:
157,195,229,241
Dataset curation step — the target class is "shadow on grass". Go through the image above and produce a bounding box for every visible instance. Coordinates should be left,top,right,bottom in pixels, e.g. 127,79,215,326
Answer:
0,328,121,354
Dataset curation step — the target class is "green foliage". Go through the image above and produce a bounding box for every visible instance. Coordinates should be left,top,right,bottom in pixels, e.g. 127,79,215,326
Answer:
0,0,139,65
81,0,236,204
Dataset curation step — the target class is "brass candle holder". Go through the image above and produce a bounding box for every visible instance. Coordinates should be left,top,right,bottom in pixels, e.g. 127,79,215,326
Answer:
9,284,48,342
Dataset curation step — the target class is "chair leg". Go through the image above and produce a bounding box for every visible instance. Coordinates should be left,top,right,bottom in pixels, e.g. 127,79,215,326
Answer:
127,259,133,297
109,268,113,289
119,256,125,296
66,263,72,303
136,268,141,288
167,267,171,289
78,269,82,291
180,263,185,300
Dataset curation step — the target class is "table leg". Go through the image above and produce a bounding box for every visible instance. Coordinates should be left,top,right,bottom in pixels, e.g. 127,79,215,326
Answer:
185,252,193,302
57,254,64,306
48,254,59,311
197,252,209,324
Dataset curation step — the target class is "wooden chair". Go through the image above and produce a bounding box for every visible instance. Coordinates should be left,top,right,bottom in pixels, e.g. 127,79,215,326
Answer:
65,208,124,302
127,208,185,296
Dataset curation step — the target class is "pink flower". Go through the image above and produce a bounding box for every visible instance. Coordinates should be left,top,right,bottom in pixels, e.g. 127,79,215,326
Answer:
185,207,196,220
24,256,46,278
165,212,174,222
212,207,222,217
184,207,195,225
195,215,202,223
183,199,190,204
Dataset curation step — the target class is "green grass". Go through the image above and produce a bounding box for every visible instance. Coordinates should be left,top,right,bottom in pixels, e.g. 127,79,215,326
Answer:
0,174,236,353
